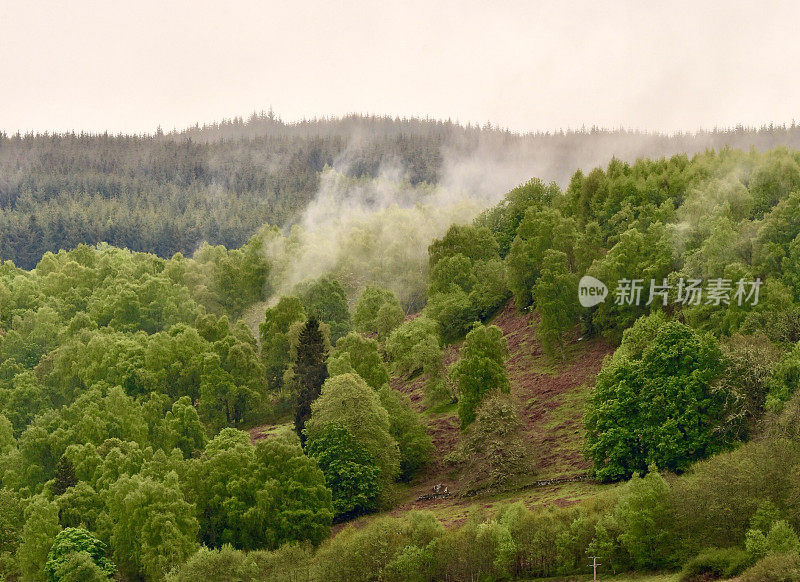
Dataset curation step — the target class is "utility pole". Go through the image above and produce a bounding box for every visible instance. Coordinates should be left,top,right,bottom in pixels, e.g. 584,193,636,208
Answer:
588,556,601,581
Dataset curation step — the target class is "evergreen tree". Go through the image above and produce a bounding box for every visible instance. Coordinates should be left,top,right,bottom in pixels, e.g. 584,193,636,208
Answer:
51,456,77,497
294,317,329,443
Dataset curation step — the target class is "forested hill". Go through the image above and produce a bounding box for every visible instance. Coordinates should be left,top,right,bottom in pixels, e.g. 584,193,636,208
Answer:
5,114,800,268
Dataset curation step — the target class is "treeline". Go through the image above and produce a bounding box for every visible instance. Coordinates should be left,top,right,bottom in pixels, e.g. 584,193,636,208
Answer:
0,128,440,269
7,114,800,268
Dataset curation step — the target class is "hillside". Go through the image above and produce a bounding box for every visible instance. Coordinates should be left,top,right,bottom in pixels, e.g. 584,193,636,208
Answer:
6,146,800,581
301,299,616,531
8,115,800,269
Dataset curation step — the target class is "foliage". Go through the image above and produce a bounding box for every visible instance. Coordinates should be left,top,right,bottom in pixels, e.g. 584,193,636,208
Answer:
505,206,578,309
51,456,77,497
293,318,329,443
328,332,389,390
384,316,442,377
259,296,306,391
296,277,351,343
453,395,535,495
678,547,752,582
377,387,433,481
44,527,115,581
533,249,580,359
18,496,61,582
766,341,800,410
106,472,199,580
586,320,730,480
47,552,111,582
353,285,404,339
614,468,677,569
425,223,508,343
718,334,783,438
739,552,800,582
305,374,400,490
189,428,333,551
305,423,380,518
449,323,510,428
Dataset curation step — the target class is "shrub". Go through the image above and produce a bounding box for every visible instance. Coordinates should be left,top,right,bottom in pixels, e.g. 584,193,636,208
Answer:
453,395,535,495
739,552,800,582
679,547,752,581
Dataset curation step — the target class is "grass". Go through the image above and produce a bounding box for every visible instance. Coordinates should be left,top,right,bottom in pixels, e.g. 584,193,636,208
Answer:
521,573,679,582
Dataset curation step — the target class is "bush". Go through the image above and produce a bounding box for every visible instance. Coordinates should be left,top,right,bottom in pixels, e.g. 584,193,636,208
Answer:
453,395,535,495
739,552,800,582
679,547,752,581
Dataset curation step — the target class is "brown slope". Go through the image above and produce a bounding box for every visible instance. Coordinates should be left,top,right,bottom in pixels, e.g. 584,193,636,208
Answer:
389,299,614,516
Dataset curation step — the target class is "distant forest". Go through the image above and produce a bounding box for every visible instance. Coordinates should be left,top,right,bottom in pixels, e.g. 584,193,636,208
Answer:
4,113,800,268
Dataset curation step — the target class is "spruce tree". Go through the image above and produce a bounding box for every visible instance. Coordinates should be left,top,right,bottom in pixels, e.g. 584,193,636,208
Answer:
51,455,77,496
294,317,329,443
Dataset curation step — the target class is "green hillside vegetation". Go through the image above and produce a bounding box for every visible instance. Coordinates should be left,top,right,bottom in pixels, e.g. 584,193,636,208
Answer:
4,146,800,579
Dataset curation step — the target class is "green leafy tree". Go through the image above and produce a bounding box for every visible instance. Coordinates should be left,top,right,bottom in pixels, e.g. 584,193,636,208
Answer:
449,324,510,429
305,374,400,491
377,387,433,480
353,286,403,337
0,488,24,578
587,223,674,337
296,277,351,342
718,334,782,439
376,302,405,341
585,320,729,480
428,224,500,269
533,249,580,360
305,423,381,518
504,207,578,309
293,318,329,443
259,296,306,391
51,455,77,497
454,395,535,494
46,552,110,582
328,332,389,390
189,428,333,550
614,468,676,569
18,496,61,582
424,287,476,343
106,472,199,581
159,396,207,458
44,528,115,582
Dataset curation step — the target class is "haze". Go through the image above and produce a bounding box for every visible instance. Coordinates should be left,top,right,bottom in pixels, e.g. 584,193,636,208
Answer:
2,0,799,135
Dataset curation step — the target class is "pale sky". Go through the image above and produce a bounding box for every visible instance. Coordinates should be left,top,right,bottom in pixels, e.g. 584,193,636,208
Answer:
2,0,799,135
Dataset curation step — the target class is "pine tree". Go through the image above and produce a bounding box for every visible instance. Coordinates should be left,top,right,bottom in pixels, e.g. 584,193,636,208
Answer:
294,317,329,443
51,455,77,496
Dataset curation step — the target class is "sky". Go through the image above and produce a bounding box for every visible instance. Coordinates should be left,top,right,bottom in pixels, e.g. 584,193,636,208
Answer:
2,0,800,135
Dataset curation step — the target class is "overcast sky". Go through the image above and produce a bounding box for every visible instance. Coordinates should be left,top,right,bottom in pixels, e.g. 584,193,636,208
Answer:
2,0,799,135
